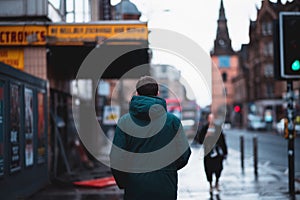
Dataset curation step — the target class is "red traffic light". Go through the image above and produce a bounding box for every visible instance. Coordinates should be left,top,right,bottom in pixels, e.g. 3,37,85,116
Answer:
234,105,241,112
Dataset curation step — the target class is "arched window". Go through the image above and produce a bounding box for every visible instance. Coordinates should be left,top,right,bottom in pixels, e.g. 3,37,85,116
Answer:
222,72,227,82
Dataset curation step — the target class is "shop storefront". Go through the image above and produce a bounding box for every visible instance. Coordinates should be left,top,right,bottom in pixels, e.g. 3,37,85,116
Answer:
0,62,48,199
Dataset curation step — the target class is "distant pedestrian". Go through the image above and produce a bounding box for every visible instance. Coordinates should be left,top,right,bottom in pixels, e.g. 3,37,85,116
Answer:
198,113,228,192
110,76,191,200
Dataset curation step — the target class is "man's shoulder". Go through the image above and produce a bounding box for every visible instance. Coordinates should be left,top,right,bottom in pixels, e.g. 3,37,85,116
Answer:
166,112,182,129
166,112,180,121
117,113,131,123
120,113,130,119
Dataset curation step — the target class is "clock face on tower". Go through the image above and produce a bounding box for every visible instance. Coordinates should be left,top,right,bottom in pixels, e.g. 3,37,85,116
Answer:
218,55,230,68
218,39,225,45
218,39,227,48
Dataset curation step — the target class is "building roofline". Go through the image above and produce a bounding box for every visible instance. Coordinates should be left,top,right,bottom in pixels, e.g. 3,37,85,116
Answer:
0,20,147,26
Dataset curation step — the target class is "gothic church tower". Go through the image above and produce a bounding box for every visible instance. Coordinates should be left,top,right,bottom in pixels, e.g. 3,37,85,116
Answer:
211,0,239,125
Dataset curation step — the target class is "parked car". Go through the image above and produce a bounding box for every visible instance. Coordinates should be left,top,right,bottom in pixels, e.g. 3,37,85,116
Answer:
247,114,266,131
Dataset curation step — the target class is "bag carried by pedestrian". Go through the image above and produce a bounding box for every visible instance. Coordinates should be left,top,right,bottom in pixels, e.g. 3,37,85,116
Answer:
209,144,223,158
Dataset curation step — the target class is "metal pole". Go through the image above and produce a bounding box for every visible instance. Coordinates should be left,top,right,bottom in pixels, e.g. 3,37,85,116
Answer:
286,80,295,196
253,136,258,178
53,93,58,177
240,136,244,172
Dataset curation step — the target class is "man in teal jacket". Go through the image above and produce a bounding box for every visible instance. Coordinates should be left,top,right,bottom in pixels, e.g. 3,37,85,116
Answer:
110,76,191,200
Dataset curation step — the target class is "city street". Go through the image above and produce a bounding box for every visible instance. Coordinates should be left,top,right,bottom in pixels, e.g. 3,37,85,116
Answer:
2,0,300,199
224,128,300,180
29,137,300,200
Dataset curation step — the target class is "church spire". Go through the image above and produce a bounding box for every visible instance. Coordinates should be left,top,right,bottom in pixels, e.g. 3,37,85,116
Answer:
219,0,226,21
212,0,234,55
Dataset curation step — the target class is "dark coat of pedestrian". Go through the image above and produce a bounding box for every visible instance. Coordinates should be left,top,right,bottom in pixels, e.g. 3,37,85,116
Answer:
198,113,228,192
110,76,191,200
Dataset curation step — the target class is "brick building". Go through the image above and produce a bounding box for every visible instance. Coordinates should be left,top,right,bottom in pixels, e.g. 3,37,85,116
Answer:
236,0,300,129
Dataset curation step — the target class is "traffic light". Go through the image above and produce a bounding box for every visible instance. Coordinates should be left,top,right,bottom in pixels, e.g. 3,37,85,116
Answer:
283,117,297,139
233,103,242,113
277,12,300,79
284,118,289,139
234,105,241,113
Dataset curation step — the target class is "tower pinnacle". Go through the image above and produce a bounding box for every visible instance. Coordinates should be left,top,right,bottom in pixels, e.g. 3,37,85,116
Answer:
212,0,234,55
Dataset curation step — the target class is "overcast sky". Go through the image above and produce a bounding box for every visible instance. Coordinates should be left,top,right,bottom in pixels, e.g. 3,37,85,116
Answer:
112,0,294,107
119,0,263,106
51,0,292,53
112,0,263,53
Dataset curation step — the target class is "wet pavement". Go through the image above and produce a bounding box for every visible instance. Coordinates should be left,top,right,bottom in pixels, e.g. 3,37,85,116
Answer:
178,146,300,200
28,161,124,200
28,144,300,200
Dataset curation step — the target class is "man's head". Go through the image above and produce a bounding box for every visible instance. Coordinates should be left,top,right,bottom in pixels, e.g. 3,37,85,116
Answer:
136,76,159,96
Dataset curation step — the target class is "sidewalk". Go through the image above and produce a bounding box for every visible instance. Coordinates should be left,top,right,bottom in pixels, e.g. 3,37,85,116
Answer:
28,146,300,200
28,160,124,200
178,145,300,200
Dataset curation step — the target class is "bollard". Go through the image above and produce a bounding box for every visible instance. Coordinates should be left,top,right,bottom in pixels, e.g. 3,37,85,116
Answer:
253,136,258,178
240,136,244,172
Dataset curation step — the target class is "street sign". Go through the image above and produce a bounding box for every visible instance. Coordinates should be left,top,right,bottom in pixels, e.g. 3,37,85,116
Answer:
0,22,148,46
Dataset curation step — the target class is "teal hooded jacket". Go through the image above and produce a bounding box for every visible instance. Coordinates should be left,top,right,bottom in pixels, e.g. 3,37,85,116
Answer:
110,95,191,200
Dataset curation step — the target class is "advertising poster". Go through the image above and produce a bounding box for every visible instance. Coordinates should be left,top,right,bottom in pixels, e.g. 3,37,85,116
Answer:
24,88,34,167
10,84,21,173
37,92,46,164
0,82,4,176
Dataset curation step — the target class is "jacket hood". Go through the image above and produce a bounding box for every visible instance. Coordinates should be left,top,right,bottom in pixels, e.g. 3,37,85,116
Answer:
129,95,167,121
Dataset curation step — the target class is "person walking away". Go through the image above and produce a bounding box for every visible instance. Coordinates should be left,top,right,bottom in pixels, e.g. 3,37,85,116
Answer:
110,76,191,200
198,113,227,192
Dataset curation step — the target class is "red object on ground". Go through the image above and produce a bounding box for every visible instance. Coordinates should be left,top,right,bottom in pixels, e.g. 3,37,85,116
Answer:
73,176,116,188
